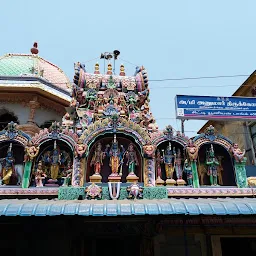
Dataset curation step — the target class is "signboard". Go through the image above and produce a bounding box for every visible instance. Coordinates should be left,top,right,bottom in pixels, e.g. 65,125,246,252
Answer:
175,95,256,120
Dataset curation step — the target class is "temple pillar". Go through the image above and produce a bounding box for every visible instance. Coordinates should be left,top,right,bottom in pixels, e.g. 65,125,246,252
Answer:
234,157,248,188
72,156,85,187
144,158,156,186
191,160,200,188
18,97,41,137
27,97,40,124
22,161,33,188
143,144,156,186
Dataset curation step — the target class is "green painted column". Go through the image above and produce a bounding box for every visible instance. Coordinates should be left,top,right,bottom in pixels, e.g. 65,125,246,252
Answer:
22,161,32,188
234,157,248,188
191,161,200,188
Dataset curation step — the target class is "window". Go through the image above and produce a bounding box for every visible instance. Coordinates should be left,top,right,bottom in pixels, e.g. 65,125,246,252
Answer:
0,109,19,130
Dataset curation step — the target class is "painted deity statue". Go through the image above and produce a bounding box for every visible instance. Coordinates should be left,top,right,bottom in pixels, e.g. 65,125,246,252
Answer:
24,141,40,162
186,139,199,161
105,135,125,176
206,144,219,186
62,161,72,187
0,143,15,185
50,141,61,180
126,143,139,174
90,142,105,175
162,143,175,179
174,148,183,180
217,156,224,185
230,143,246,163
184,159,193,186
35,161,47,187
155,149,163,180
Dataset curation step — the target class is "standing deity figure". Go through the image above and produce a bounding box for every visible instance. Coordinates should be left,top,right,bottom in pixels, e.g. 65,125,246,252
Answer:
0,143,15,185
90,142,105,175
24,141,40,162
174,148,183,180
126,143,139,175
105,135,125,176
162,143,175,180
206,144,219,186
50,141,61,180
35,161,47,187
217,156,224,185
155,149,164,185
184,159,193,186
62,161,72,187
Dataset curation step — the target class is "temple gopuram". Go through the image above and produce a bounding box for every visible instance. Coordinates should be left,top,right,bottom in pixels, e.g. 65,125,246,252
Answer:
0,44,256,256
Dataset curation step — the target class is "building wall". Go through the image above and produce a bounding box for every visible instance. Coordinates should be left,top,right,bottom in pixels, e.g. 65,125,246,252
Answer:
34,107,62,126
0,102,62,127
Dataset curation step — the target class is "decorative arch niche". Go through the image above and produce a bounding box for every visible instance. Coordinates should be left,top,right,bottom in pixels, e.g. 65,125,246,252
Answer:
193,125,235,187
197,143,235,186
33,139,74,186
86,132,143,183
156,140,187,182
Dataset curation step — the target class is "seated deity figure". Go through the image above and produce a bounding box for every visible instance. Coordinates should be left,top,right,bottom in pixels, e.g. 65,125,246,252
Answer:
126,143,139,175
90,142,105,175
162,143,175,180
206,144,219,186
105,135,125,176
35,161,47,187
0,143,15,185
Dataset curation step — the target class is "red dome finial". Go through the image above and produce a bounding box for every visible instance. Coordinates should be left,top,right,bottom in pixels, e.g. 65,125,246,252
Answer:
31,42,39,54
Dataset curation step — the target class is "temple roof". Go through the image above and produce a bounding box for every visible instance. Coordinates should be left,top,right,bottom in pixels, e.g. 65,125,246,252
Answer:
0,53,71,92
1,198,256,216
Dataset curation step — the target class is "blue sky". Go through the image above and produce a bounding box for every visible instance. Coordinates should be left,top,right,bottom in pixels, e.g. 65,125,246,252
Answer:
1,0,255,135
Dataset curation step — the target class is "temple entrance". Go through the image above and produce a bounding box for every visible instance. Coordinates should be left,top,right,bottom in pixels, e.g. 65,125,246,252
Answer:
83,236,140,256
86,134,143,183
221,237,256,255
0,141,24,185
198,143,235,186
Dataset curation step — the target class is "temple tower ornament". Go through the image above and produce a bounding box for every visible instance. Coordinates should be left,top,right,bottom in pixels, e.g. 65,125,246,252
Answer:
94,63,100,74
30,42,39,55
107,63,112,75
119,64,125,76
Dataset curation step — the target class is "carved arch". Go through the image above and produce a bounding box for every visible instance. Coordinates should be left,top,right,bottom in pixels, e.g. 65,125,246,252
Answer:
0,122,30,147
80,117,150,153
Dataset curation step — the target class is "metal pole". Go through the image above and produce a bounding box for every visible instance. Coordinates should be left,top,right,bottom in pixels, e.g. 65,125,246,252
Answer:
181,119,185,134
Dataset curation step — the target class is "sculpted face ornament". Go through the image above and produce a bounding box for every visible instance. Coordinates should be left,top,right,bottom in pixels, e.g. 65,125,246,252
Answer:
143,142,155,158
75,139,87,158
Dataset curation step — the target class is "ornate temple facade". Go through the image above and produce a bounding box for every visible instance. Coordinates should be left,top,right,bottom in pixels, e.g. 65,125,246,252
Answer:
0,44,256,256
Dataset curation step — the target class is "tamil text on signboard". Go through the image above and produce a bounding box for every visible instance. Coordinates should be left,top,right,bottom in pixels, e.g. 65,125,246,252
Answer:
175,95,256,120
